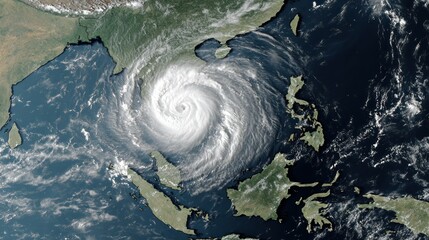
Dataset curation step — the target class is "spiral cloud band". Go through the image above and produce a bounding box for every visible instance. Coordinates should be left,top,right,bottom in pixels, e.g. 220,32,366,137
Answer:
105,57,282,192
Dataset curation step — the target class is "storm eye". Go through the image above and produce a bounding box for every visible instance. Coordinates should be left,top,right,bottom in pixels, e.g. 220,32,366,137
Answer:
176,104,187,112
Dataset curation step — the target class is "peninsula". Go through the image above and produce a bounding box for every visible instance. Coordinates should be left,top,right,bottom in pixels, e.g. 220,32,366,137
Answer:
127,168,195,235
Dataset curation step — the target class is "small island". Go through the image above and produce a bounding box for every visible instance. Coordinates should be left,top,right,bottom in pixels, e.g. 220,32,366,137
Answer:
227,153,318,221
290,13,300,36
359,194,429,237
8,122,22,149
215,45,232,59
354,187,361,194
150,151,181,190
127,168,195,235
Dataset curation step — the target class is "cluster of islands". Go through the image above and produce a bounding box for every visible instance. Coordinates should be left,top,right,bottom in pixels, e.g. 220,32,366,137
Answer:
0,0,428,238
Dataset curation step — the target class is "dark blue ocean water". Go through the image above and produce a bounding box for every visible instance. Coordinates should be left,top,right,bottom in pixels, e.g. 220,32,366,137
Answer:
1,0,428,239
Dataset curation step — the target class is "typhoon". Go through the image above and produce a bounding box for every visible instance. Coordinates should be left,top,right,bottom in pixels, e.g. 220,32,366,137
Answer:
73,0,295,192
102,52,290,192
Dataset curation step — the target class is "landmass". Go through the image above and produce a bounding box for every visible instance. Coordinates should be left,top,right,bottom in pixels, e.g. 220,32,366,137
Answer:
285,75,325,151
8,122,22,149
127,168,195,235
150,151,181,190
79,0,285,75
290,14,300,36
227,153,318,221
299,124,324,152
296,190,333,233
0,0,87,128
286,75,309,120
359,194,429,237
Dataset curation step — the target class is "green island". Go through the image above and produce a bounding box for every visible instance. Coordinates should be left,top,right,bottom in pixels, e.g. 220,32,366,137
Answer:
150,151,181,190
227,153,318,221
359,194,429,237
8,122,22,149
290,13,300,36
297,190,333,233
127,168,195,235
0,0,87,127
285,75,325,151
